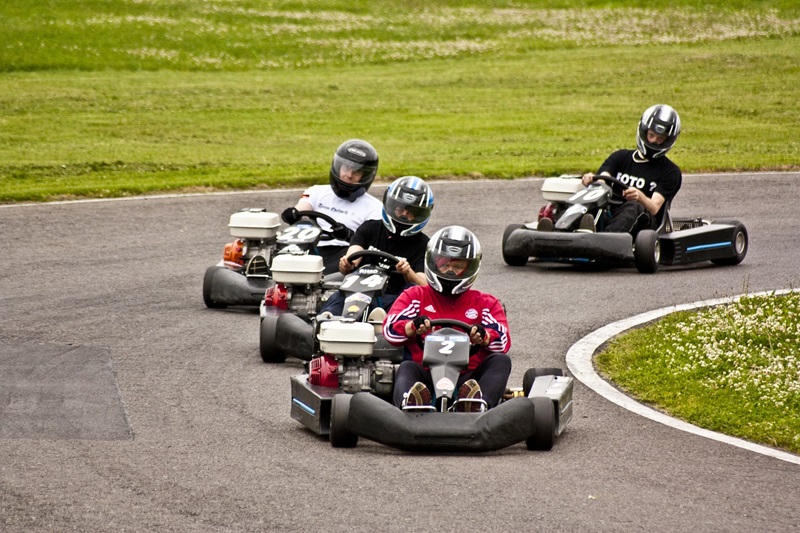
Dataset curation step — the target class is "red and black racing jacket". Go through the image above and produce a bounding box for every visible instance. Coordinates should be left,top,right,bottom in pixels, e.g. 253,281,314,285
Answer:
383,285,510,371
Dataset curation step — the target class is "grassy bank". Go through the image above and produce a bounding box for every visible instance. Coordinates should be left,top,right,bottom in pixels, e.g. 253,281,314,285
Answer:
596,292,800,455
1,2,799,202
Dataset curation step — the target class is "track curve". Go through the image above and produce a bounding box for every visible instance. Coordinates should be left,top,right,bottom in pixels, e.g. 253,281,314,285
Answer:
1,173,799,532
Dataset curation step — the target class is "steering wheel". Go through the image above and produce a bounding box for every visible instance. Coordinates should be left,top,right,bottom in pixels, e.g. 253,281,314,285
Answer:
295,210,352,241
345,249,402,272
593,175,629,204
414,318,474,349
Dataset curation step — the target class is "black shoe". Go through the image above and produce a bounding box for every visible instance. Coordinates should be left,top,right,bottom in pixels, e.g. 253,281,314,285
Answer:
537,218,554,232
578,214,595,233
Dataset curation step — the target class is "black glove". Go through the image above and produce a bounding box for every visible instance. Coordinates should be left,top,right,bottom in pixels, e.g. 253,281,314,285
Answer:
473,324,487,340
281,207,299,225
331,224,354,241
413,315,430,329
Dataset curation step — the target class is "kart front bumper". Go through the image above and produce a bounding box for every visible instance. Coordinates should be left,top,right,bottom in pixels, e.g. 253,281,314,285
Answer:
505,227,634,263
204,265,270,307
345,393,537,452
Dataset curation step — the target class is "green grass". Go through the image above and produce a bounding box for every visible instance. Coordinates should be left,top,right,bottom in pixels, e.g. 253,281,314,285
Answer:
1,1,800,202
596,292,800,454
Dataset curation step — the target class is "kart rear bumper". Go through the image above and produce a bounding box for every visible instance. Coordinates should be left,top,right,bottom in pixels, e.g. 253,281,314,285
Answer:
204,265,270,306
505,228,633,263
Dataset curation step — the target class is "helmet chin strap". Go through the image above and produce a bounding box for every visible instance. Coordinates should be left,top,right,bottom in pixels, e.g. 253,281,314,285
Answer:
633,150,650,163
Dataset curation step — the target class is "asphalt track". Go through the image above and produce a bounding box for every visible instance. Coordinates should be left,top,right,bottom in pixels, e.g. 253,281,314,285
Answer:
1,172,799,532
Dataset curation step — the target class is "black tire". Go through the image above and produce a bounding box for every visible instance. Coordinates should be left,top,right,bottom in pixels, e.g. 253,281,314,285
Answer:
634,229,660,274
202,267,227,308
527,397,556,451
329,394,358,448
259,314,287,363
710,221,749,266
502,224,528,267
522,367,565,396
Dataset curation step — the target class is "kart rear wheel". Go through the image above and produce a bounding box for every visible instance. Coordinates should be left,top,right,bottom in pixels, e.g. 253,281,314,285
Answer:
527,396,556,451
634,229,660,274
260,314,287,363
502,224,528,267
330,394,358,448
202,266,227,308
710,221,749,266
522,367,565,396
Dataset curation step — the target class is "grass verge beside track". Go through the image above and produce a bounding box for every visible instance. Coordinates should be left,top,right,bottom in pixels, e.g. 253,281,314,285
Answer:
596,291,800,455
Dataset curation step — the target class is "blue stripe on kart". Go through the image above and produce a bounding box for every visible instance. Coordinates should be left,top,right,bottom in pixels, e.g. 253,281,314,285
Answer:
687,242,731,252
292,397,316,415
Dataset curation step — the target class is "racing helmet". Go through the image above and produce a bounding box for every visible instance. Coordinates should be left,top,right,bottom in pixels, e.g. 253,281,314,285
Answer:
425,226,482,296
382,176,434,237
329,139,379,202
636,104,681,159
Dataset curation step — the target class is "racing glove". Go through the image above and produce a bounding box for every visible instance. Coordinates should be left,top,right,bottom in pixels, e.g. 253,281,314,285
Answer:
331,224,354,242
413,315,430,330
281,207,300,225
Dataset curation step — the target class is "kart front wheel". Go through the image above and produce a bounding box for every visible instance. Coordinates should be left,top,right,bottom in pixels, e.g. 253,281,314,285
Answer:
527,397,556,451
634,230,660,274
330,394,358,448
502,224,528,267
202,266,227,308
710,221,748,266
522,367,565,397
260,314,287,363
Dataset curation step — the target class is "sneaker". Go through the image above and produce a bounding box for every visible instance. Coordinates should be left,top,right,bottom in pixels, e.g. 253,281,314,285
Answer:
578,213,595,233
317,311,335,320
454,379,487,413
537,217,554,232
367,307,386,323
402,382,433,411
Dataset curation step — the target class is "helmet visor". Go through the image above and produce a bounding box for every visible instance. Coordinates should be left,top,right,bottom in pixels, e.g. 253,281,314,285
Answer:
332,154,377,185
426,250,480,281
384,195,432,225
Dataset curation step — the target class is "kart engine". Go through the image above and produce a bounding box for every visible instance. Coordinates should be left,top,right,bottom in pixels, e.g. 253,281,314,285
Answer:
309,354,397,397
287,288,322,318
223,239,277,274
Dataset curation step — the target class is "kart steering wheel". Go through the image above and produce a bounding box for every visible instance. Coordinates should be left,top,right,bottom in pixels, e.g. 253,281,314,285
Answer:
593,175,629,203
295,210,353,241
414,318,475,349
345,249,402,272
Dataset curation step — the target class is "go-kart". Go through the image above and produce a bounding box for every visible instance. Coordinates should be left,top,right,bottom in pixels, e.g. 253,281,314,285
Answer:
203,208,350,308
295,319,574,453
502,175,749,273
261,250,401,363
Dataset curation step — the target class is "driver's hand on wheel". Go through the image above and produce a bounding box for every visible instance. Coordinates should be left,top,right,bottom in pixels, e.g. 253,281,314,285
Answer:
623,188,641,203
469,324,490,347
395,257,411,275
338,255,355,274
281,207,300,224
405,315,431,338
581,173,595,186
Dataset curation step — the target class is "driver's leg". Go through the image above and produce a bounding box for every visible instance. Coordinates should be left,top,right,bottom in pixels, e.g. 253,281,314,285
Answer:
457,353,511,408
393,361,434,408
605,202,646,233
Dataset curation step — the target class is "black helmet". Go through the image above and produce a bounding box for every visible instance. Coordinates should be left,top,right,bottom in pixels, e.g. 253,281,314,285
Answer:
636,104,681,159
425,226,481,296
329,139,379,201
382,176,434,237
